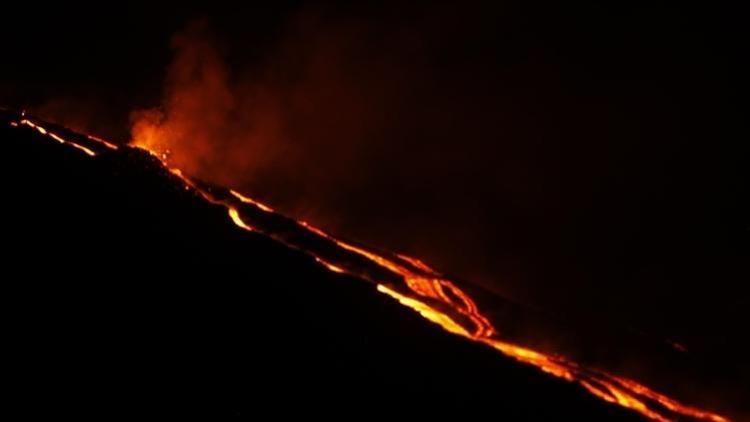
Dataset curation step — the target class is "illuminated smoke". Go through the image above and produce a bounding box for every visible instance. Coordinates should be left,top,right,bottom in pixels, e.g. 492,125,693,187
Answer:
9,116,731,422
127,16,745,421
131,20,285,188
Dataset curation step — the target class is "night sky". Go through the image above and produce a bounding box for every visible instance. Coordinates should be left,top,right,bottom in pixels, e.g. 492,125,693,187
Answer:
2,0,747,384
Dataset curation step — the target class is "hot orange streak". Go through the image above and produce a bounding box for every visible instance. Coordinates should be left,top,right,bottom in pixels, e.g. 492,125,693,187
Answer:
9,120,729,422
66,142,97,157
611,377,729,422
484,338,574,380
228,207,254,231
299,215,728,422
580,380,617,403
603,381,671,422
19,119,97,156
313,257,346,274
396,253,439,274
86,135,119,150
375,280,706,422
230,189,275,213
300,220,495,338
377,285,470,337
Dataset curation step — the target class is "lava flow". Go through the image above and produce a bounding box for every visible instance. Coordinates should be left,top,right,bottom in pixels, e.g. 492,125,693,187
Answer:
6,113,730,422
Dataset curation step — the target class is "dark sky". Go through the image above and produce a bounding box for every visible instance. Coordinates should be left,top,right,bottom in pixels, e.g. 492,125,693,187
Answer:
1,1,747,356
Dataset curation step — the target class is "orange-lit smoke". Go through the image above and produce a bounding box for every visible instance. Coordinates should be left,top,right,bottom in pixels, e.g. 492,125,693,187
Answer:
128,16,434,221
10,115,732,422
131,21,285,187
127,17,745,421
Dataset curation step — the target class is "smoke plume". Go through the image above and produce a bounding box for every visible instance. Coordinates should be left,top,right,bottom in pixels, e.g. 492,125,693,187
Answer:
129,8,747,360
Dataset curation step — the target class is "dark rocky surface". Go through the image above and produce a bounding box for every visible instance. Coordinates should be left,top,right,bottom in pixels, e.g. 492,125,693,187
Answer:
0,111,648,419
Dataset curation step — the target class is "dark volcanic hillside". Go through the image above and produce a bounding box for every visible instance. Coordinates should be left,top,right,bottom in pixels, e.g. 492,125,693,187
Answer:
0,111,654,420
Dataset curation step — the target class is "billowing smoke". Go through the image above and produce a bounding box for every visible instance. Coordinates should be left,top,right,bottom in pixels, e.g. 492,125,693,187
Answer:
129,12,553,303
129,7,746,361
0,2,741,415
131,20,285,189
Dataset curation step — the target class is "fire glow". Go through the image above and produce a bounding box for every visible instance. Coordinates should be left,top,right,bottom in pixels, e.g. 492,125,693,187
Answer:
8,115,730,422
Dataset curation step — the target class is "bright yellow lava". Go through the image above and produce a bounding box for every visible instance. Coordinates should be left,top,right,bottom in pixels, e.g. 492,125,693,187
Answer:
9,116,730,422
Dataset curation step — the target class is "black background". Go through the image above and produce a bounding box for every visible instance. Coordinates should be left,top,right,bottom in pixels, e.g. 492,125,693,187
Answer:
1,1,747,416
1,111,649,420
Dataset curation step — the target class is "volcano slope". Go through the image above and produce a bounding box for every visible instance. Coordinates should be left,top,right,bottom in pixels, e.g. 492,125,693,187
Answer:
0,110,720,421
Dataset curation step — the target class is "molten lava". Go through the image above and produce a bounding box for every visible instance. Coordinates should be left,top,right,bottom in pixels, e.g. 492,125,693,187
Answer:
7,114,730,422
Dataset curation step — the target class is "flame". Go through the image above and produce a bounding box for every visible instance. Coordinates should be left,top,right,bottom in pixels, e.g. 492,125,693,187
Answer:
8,116,730,422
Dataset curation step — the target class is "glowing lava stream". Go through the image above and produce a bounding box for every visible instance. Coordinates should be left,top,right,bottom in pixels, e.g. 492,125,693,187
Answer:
8,116,729,422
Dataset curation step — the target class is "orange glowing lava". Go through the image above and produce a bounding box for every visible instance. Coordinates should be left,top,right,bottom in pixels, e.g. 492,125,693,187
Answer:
228,207,254,231
230,189,275,213
314,257,347,274
19,119,98,156
8,116,730,422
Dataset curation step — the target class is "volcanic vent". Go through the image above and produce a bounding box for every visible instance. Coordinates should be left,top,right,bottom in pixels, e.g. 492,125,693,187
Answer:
1,110,733,421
